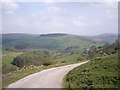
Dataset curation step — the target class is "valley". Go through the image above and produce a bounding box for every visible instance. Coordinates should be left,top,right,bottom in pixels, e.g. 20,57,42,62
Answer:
1,1,119,89
1,33,119,89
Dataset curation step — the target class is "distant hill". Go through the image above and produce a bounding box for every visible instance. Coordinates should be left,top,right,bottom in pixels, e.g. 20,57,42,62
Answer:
90,33,118,43
2,33,118,51
40,33,67,37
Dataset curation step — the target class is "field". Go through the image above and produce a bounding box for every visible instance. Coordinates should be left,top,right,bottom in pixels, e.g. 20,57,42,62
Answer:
2,51,23,64
2,50,84,87
64,53,119,89
2,51,23,73
53,51,84,63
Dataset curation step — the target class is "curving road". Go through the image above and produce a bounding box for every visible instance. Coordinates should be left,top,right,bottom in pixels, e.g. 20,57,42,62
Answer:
8,61,89,88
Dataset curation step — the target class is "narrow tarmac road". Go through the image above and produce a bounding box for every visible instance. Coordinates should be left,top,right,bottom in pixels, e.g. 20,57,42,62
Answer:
8,61,89,88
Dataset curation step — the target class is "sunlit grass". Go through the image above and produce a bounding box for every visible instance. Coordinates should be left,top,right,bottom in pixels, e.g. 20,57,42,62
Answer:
64,53,119,89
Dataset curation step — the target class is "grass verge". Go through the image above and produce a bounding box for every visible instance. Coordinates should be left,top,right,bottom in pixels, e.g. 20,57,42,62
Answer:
2,62,68,88
63,53,120,89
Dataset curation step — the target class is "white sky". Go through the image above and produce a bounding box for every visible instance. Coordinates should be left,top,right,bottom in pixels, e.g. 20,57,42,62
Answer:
1,0,119,35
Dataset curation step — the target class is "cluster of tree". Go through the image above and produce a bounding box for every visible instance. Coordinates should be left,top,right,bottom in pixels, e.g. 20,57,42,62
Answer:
12,51,53,68
40,33,67,37
15,41,28,50
83,40,119,59
83,44,97,59
64,46,80,53
100,40,119,55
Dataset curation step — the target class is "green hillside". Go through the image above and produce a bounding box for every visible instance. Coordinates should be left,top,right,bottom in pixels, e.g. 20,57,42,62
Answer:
64,53,119,89
2,33,118,88
90,33,118,43
2,33,117,51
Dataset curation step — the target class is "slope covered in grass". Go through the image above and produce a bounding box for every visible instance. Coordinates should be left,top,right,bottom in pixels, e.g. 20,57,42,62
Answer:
64,53,119,89
2,51,23,73
2,33,107,51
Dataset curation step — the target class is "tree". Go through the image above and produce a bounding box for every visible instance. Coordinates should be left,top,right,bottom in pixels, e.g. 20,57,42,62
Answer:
15,42,28,50
88,45,96,59
90,45,96,53
12,51,52,68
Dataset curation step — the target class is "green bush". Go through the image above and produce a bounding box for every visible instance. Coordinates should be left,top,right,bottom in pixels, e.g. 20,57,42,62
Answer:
42,60,54,66
2,64,18,73
12,51,52,68
61,61,66,63
77,57,84,61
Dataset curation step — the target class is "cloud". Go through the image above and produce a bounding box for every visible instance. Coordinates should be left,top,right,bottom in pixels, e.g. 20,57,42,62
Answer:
43,0,54,4
106,10,117,19
3,15,65,34
2,2,117,35
71,16,89,27
71,16,100,29
90,1,117,9
103,1,118,9
31,11,43,16
33,16,64,29
3,17,28,30
103,0,118,2
0,22,2,34
48,6,61,13
2,0,19,15
31,6,61,17
5,11,15,15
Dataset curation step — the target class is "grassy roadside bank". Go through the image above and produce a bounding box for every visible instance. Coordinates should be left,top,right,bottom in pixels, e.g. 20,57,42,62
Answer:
2,62,67,88
2,59,87,88
63,53,119,89
2,50,85,88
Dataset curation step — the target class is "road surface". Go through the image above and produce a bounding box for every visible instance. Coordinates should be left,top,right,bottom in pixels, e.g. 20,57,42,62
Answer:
8,61,89,88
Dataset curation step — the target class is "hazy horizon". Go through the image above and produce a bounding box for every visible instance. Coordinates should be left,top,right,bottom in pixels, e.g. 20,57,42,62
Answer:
2,1,118,35
2,32,118,36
